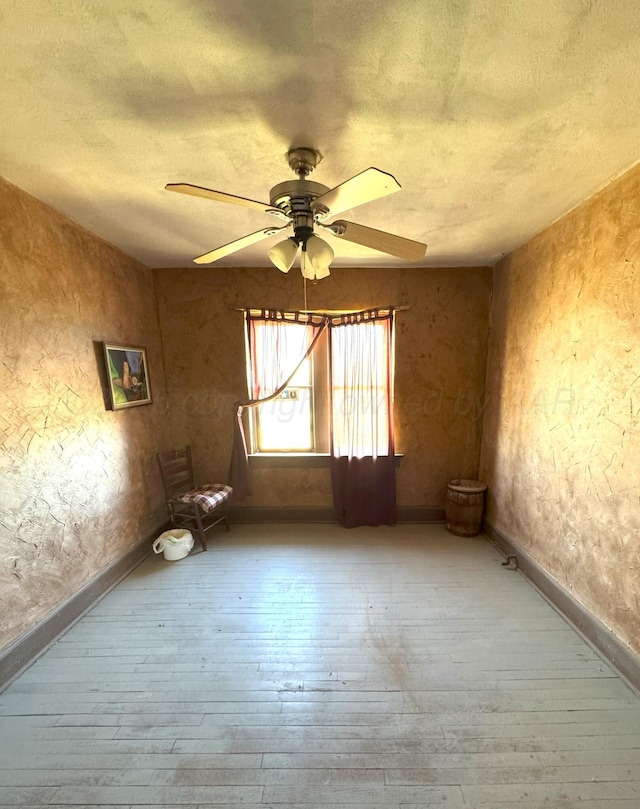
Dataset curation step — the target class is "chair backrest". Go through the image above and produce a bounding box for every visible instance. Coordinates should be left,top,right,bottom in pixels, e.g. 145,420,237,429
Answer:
157,446,196,499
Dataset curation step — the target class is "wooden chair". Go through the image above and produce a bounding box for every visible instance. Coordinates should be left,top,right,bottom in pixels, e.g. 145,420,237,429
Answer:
157,446,232,552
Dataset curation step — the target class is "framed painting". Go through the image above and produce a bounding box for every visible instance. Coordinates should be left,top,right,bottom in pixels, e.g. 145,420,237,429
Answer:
103,343,152,410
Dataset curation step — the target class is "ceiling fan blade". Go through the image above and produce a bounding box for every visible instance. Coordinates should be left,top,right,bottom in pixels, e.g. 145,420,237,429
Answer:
193,225,289,264
166,183,279,214
312,168,401,217
328,220,427,261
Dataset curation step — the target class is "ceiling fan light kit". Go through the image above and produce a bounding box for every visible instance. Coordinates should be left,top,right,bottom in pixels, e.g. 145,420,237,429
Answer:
268,237,298,273
302,234,334,280
166,147,427,280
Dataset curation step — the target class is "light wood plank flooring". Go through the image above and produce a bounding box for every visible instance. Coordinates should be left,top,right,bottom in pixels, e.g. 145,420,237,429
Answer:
2,523,640,808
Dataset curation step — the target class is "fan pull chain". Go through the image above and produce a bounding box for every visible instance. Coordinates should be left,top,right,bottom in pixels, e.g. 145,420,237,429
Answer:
303,276,308,312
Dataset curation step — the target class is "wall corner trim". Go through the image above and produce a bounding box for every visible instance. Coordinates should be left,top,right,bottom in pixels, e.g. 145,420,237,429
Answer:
484,522,640,695
0,525,167,691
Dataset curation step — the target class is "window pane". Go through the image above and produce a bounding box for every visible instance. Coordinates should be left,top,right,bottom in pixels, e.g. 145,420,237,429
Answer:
257,388,313,451
250,320,313,398
287,358,310,387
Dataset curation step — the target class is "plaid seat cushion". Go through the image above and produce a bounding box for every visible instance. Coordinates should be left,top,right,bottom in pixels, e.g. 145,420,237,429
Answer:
175,484,233,514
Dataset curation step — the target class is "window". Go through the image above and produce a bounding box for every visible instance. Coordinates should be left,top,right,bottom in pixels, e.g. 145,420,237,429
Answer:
244,309,393,457
254,354,314,452
245,313,329,454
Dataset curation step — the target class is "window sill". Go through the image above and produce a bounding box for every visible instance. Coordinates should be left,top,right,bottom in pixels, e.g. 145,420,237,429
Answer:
248,453,403,468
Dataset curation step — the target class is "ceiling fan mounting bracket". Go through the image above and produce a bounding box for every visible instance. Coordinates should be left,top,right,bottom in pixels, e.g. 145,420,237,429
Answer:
287,147,322,178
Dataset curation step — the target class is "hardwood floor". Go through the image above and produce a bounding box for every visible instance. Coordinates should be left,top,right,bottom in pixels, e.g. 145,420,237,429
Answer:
1,523,639,808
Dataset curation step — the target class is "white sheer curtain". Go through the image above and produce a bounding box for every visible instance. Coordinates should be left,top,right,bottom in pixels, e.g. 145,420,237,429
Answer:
248,317,317,400
230,310,325,500
330,318,393,458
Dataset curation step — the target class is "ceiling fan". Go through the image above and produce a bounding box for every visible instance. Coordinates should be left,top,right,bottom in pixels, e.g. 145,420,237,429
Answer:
166,148,427,281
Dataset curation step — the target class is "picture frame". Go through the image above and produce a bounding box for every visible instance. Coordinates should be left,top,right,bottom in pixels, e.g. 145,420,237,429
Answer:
103,343,152,410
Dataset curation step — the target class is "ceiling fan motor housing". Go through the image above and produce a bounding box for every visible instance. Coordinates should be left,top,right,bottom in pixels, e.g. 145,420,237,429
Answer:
269,179,329,212
269,179,330,246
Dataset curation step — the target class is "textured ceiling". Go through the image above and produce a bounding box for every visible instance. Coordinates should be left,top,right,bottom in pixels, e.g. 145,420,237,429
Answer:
1,1,639,269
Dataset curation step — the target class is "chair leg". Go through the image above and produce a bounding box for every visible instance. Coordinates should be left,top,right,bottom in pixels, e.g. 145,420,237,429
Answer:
194,509,207,552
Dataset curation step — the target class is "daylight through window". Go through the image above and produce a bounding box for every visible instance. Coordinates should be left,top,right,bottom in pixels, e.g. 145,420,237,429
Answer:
245,310,393,456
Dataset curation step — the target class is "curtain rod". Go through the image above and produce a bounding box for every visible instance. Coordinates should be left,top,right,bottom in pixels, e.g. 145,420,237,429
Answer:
232,306,410,313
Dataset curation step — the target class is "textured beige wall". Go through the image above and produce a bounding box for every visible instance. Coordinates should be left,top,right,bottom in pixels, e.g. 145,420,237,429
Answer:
154,265,492,508
0,178,169,651
480,163,640,654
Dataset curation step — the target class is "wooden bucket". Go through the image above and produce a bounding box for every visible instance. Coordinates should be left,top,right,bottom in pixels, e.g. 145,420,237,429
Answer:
446,479,487,536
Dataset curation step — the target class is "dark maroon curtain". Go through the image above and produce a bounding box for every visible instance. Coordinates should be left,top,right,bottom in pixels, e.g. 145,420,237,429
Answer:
331,455,396,528
329,309,396,527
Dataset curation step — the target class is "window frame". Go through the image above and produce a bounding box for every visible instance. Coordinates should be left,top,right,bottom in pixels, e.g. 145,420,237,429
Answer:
252,352,316,453
244,310,395,459
245,320,330,456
